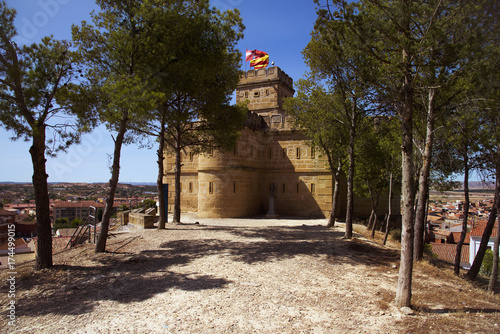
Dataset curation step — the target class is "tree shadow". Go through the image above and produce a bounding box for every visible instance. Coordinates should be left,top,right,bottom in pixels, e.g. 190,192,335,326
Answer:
14,249,231,317
11,224,400,318
159,225,400,266
418,307,500,314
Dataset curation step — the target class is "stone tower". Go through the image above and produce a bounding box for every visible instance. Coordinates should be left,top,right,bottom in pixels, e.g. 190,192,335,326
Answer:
236,66,295,130
164,66,400,219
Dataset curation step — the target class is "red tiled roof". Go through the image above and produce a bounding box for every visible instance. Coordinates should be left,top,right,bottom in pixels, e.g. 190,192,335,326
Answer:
471,221,498,238
434,229,452,237
430,243,470,264
0,238,27,250
0,209,17,216
6,203,37,209
452,232,470,244
52,201,117,208
428,215,444,222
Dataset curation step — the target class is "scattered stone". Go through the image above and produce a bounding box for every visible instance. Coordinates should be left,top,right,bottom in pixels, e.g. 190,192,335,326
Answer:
400,307,415,316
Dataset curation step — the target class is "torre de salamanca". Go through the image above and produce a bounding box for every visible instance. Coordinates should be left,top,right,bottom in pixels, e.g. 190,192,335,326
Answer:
164,66,400,219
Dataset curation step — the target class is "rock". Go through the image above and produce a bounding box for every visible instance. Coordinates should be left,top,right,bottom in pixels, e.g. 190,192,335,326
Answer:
400,307,415,315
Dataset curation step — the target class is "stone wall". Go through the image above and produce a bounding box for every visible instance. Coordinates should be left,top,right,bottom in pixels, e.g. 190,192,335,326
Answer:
163,66,401,219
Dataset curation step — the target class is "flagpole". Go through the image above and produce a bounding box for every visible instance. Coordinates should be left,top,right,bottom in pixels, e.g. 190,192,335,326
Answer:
245,47,247,72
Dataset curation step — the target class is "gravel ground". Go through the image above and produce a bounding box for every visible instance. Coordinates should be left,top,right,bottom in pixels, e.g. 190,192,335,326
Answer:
1,214,499,333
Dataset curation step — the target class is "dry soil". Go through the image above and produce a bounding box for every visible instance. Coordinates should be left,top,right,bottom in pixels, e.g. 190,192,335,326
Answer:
1,215,499,333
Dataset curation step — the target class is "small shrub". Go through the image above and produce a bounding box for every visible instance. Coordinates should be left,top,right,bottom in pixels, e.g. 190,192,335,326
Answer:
480,249,499,278
424,243,438,259
70,218,82,228
389,228,401,242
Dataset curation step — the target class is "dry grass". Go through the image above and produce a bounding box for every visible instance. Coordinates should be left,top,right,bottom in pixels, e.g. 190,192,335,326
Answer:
353,223,400,248
352,221,500,333
3,222,500,333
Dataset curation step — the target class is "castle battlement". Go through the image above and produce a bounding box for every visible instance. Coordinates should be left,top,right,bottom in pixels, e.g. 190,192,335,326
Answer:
236,66,295,114
164,65,400,219
239,66,294,91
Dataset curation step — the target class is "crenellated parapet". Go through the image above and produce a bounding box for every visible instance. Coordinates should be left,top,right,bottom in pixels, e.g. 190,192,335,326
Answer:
238,66,294,91
244,111,267,130
236,67,294,113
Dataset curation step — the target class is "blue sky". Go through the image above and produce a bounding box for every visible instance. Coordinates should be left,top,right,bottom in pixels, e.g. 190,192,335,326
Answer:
0,0,318,183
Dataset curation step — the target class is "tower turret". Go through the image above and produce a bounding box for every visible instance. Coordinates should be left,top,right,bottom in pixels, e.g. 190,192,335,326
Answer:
236,66,294,130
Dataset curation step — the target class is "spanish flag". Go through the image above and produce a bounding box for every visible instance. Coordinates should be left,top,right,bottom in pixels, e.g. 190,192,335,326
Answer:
246,49,269,69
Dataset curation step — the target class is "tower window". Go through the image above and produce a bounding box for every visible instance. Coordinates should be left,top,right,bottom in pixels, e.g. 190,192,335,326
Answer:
244,91,248,98
189,152,194,162
254,91,260,97
265,89,270,96
282,183,286,193
311,183,316,194
282,148,287,158
209,182,214,194
311,147,315,159
296,147,301,159
189,182,193,193
296,183,300,193
233,182,236,193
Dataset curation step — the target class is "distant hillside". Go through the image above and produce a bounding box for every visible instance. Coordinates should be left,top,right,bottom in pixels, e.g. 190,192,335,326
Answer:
467,181,495,190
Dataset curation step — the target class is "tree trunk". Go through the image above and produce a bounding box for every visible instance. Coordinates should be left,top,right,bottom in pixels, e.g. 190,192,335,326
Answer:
327,159,342,228
454,152,470,275
157,118,167,229
414,87,436,261
488,136,500,292
466,206,498,281
95,112,128,253
367,209,375,231
370,195,379,238
345,102,356,239
173,145,182,223
380,214,387,232
488,186,500,293
395,44,415,308
30,124,52,270
383,172,393,246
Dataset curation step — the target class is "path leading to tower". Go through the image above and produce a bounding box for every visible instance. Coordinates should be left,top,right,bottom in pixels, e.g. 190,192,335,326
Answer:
2,217,499,333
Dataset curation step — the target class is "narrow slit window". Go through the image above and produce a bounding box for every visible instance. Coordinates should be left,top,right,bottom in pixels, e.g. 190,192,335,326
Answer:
296,147,301,159
189,182,193,193
233,145,237,155
268,148,272,159
311,183,316,194
244,91,248,98
311,147,315,158
189,152,194,162
233,182,236,193
282,148,287,158
209,182,214,194
296,183,300,193
282,183,286,193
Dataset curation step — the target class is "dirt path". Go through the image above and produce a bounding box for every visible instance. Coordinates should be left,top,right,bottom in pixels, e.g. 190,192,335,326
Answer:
1,217,499,333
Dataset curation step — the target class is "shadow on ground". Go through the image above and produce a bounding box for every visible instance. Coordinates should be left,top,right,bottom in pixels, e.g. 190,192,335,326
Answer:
159,225,400,266
8,224,400,318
